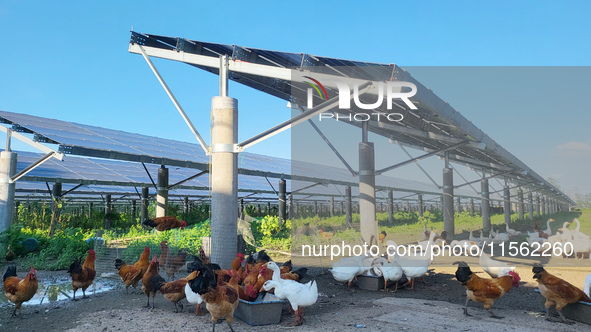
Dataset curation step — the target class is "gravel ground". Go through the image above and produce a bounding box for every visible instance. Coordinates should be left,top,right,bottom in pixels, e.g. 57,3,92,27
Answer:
1,265,590,332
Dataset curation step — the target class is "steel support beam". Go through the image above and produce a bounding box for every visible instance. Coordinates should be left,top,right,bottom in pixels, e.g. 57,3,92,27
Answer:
141,187,149,223
470,198,475,216
346,185,352,227
376,141,469,175
443,164,454,240
105,194,112,229
278,179,286,225
518,189,524,220
418,194,424,217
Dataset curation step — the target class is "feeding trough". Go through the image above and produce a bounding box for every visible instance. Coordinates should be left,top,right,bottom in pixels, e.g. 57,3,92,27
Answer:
356,275,397,291
534,288,591,325
234,294,284,326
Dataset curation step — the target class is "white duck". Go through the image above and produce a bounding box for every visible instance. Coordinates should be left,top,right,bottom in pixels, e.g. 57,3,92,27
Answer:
505,224,522,237
328,255,373,288
571,219,590,240
417,229,438,251
560,222,574,242
542,218,554,236
450,240,477,256
263,279,318,326
491,228,510,244
480,230,492,247
479,251,515,278
468,229,480,245
376,261,403,291
397,232,435,289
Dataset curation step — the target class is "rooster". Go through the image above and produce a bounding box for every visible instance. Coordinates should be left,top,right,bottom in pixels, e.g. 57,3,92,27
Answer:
141,255,166,309
68,249,96,300
231,253,245,276
160,271,198,312
143,216,186,231
3,265,38,317
114,246,151,293
532,265,591,324
454,261,520,319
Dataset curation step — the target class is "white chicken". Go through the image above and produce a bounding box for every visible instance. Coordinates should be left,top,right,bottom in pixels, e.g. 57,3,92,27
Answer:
479,251,515,278
263,279,318,326
184,282,204,315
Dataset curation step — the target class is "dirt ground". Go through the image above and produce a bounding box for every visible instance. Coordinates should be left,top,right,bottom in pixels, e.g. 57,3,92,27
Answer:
1,265,590,332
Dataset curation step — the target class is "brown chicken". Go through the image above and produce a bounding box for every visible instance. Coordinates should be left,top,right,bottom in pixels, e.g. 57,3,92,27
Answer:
231,253,245,274
166,250,188,280
160,271,198,312
319,228,334,242
379,230,387,244
3,265,39,317
454,261,520,318
159,241,169,270
201,280,240,332
533,265,591,324
143,216,186,231
114,246,151,293
280,260,292,274
142,255,166,309
68,249,96,300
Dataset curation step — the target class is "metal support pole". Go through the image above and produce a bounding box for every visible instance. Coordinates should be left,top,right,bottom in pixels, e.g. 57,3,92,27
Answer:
388,190,394,224
131,200,136,220
443,165,454,240
518,189,524,220
542,197,546,216
329,196,334,217
105,194,112,229
314,201,318,216
418,194,424,217
503,185,511,226
157,166,169,218
289,194,293,219
141,187,149,223
278,179,286,225
0,151,17,234
470,198,475,216
536,195,540,216
456,197,461,213
49,183,62,236
405,201,410,211
346,185,352,226
210,96,238,269
184,196,190,217
481,178,491,232
88,202,93,219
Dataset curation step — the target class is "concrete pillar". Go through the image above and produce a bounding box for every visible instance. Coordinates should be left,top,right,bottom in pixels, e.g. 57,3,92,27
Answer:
405,201,410,211
346,185,352,226
0,151,17,234
456,197,461,213
278,179,286,225
470,198,475,216
542,197,546,215
141,187,149,222
388,190,394,224
289,194,293,219
418,194,424,217
104,194,112,229
503,185,511,226
49,183,62,236
443,166,454,240
210,96,238,269
359,140,377,244
156,166,169,218
527,192,534,220
517,189,524,220
481,178,491,232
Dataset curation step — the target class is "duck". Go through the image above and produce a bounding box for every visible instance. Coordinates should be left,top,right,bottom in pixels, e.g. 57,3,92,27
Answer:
263,279,318,326
571,219,590,240
328,255,373,288
491,228,510,244
505,224,522,237
468,229,480,245
450,240,478,256
397,232,435,290
479,251,515,278
560,222,573,242
375,261,403,292
542,218,554,236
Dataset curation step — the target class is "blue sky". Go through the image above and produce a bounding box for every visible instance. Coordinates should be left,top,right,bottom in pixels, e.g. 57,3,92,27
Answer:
1,1,590,197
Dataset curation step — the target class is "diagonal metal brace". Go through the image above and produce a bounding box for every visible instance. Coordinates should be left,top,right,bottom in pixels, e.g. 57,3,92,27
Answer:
11,152,56,183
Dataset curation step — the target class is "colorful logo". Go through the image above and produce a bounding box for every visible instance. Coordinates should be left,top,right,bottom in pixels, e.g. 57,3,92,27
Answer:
304,76,328,101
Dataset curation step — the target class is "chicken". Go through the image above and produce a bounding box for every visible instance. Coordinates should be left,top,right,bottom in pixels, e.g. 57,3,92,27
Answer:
159,241,169,271
263,279,318,326
141,254,166,309
142,216,187,231
68,249,96,300
281,267,308,283
160,271,198,312
231,253,245,276
479,252,515,278
166,250,188,280
193,264,240,332
186,255,221,315
199,247,211,265
5,244,15,261
114,246,151,293
379,230,387,244
3,265,38,317
280,260,292,274
319,228,334,242
242,264,259,288
254,249,271,264
454,261,520,319
532,265,591,324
